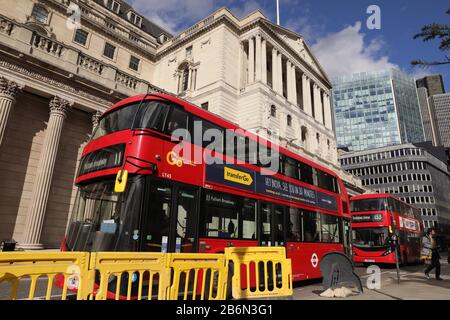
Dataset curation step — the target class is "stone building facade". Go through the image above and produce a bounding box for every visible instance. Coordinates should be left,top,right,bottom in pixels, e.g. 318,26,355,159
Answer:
0,0,362,249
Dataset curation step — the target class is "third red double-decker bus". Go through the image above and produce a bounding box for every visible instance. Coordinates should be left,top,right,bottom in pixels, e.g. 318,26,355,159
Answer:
60,92,352,296
351,194,423,265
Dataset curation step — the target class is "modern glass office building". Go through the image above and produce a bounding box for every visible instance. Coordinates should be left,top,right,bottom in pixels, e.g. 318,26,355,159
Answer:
332,69,425,151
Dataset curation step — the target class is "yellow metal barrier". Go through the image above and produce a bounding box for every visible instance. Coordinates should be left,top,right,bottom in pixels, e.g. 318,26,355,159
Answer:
0,252,90,300
225,247,293,300
89,252,170,300
0,248,293,300
167,253,228,300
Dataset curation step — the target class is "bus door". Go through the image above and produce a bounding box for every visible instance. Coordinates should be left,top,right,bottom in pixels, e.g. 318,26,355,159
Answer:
286,207,303,281
258,202,286,247
170,185,199,253
342,219,352,257
141,179,199,253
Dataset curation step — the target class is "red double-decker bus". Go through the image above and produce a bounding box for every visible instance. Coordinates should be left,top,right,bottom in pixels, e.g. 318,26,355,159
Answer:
61,93,351,291
351,194,423,265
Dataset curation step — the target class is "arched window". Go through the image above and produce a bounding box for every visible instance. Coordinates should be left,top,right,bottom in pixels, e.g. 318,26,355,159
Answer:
178,63,190,93
301,126,308,143
31,5,49,24
270,105,276,117
287,115,292,127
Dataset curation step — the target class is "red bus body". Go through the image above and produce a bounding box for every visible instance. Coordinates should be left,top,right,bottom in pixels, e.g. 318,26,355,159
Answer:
58,93,351,295
351,194,423,265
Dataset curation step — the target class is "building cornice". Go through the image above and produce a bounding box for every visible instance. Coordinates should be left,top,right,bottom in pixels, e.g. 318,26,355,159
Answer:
42,0,159,62
0,53,116,109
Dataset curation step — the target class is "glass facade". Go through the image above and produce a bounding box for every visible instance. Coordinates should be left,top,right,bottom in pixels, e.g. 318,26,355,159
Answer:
332,69,424,151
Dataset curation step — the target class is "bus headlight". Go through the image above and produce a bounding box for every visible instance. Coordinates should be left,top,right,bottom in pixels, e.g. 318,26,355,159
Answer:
382,247,393,256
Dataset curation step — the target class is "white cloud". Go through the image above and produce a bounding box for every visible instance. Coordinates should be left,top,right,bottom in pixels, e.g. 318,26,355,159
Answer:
311,22,399,79
129,0,216,34
229,0,263,18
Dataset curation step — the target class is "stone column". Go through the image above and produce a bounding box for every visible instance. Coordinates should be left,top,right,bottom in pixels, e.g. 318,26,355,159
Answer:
277,52,283,95
255,34,262,82
21,97,72,249
272,47,278,92
314,84,324,124
287,61,293,103
0,77,20,147
240,42,246,88
302,74,312,116
248,37,255,84
187,67,193,91
292,65,298,106
261,39,267,84
324,93,333,130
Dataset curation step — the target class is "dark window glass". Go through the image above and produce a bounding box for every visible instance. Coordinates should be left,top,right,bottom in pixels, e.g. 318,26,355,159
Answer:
74,29,89,46
201,191,239,239
273,206,285,246
317,170,338,193
286,207,301,242
32,5,49,23
260,203,272,245
129,56,140,71
352,227,390,249
142,183,171,252
321,214,341,243
165,107,189,137
302,211,320,242
67,177,143,252
299,162,314,185
284,157,299,179
92,101,169,140
103,43,116,59
351,198,387,212
241,199,257,240
175,188,197,252
192,117,224,150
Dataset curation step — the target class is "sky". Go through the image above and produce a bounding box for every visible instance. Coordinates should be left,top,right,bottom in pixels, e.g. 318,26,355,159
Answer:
128,0,450,87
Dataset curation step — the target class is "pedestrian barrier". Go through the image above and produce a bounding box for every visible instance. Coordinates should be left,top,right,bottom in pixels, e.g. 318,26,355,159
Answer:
224,247,293,300
167,253,227,300
0,252,90,300
89,252,170,300
0,248,293,300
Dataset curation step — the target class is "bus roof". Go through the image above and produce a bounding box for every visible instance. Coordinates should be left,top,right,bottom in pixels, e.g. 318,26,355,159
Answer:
100,93,343,182
351,193,418,210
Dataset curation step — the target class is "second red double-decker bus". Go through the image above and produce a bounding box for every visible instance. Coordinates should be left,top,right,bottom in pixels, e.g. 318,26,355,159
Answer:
60,93,352,295
351,194,423,265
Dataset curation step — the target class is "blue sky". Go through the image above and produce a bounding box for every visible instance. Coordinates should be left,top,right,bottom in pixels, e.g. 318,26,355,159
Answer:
129,0,449,87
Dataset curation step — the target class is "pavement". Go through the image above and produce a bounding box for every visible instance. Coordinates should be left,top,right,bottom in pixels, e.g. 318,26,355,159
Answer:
1,253,449,300
293,255,450,300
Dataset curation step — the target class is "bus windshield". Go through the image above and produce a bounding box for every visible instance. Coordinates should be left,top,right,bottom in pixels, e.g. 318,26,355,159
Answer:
351,198,387,212
352,227,390,249
91,100,169,140
65,176,144,252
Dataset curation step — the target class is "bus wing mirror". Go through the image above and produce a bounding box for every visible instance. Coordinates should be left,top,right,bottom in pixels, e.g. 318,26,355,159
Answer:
115,170,128,193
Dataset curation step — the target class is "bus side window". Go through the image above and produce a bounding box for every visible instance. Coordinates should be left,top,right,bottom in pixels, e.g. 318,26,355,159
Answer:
302,210,321,242
165,107,189,138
